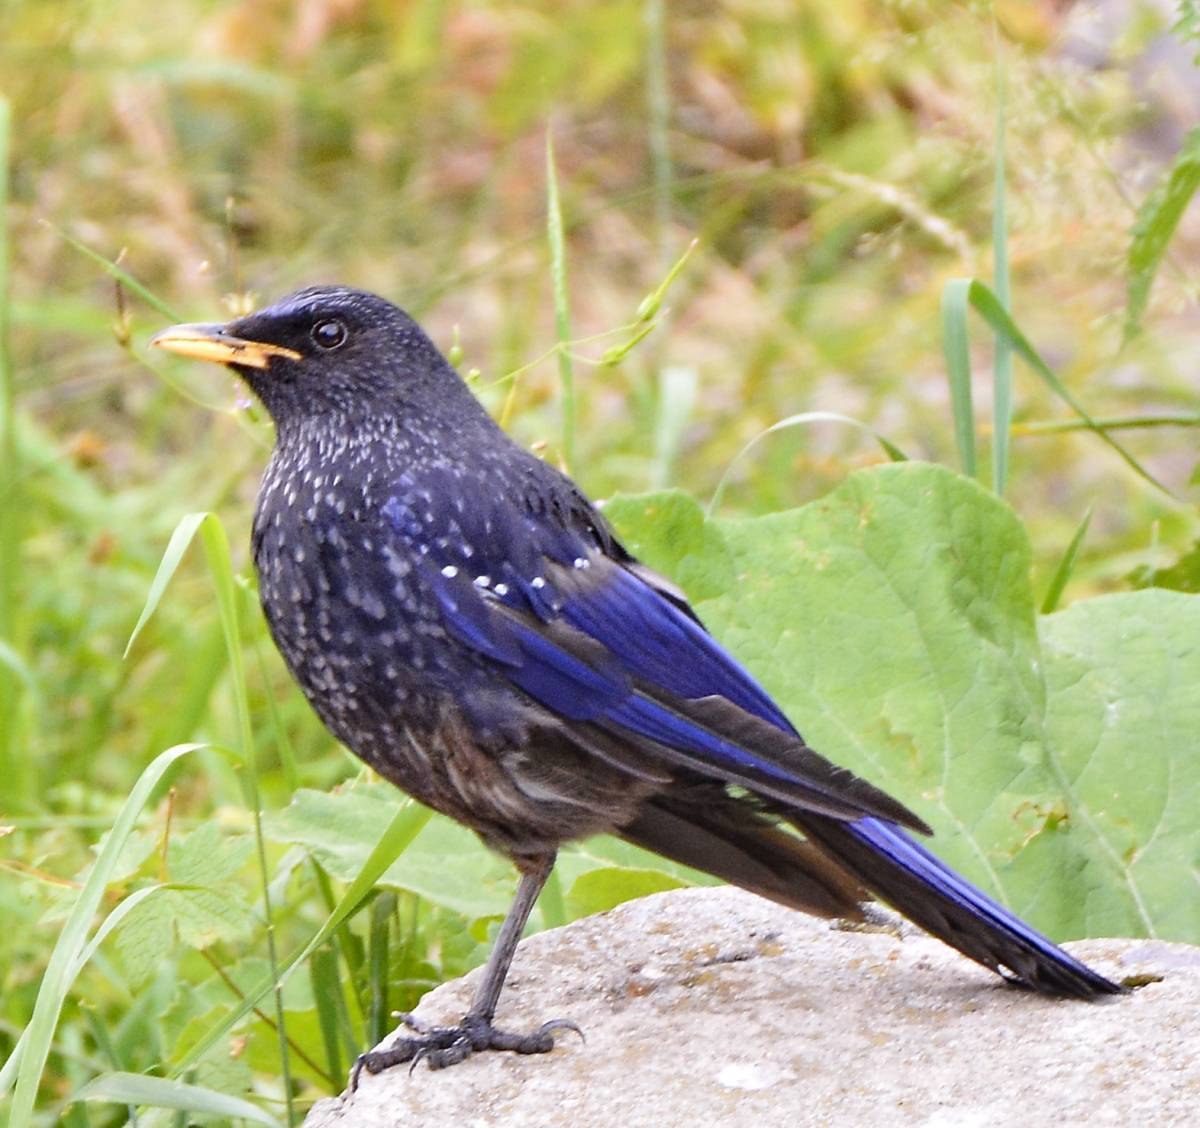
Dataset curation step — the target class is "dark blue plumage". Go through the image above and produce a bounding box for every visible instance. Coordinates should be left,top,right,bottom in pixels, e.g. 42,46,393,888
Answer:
152,286,1121,1073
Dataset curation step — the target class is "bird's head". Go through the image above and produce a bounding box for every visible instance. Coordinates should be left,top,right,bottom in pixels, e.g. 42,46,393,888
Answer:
151,286,477,432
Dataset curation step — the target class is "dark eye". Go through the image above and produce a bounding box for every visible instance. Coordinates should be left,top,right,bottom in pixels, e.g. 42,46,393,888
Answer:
311,319,348,350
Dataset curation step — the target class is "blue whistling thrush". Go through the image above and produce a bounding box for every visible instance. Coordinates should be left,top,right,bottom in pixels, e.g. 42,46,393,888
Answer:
152,287,1122,1075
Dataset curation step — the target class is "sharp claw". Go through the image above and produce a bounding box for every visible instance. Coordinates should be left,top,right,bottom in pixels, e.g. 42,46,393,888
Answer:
539,1018,586,1044
408,1048,430,1075
351,1044,414,1090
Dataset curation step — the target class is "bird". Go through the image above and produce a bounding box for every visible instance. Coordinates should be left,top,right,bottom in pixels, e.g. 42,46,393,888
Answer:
151,286,1122,1074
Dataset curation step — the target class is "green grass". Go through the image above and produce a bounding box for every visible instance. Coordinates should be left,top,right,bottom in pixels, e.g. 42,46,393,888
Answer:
3,1,1200,1122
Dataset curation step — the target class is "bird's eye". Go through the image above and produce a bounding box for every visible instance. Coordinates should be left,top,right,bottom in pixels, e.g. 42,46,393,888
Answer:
311,319,348,350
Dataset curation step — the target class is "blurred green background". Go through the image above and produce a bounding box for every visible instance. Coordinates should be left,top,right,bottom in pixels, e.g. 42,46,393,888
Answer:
2,0,1199,1122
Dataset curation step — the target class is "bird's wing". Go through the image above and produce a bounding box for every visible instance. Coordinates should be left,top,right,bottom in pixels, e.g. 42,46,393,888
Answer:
382,473,1123,998
394,486,928,833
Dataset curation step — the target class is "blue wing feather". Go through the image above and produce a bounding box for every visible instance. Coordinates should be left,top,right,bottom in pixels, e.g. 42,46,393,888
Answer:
417,544,918,824
557,565,792,727
423,551,792,775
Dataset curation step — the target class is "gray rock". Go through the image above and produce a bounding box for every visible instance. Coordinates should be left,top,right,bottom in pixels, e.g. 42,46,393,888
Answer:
304,887,1200,1127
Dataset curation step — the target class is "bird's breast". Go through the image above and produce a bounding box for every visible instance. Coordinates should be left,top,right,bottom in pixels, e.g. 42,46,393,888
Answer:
251,458,463,736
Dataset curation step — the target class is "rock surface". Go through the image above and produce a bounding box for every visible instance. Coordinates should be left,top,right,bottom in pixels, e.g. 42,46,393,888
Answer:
305,887,1200,1127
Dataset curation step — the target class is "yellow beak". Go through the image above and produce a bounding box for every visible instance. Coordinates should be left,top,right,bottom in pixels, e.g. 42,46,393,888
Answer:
150,323,302,370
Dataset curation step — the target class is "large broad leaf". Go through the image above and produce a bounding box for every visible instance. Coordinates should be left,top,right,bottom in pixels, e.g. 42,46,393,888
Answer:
601,489,733,600
1040,591,1200,943
265,785,705,923
266,786,517,919
607,463,1199,944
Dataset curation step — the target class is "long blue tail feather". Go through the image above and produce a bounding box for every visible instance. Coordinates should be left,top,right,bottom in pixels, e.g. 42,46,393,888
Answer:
801,815,1122,996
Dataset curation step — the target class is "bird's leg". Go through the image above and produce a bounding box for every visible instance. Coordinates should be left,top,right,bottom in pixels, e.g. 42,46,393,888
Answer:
351,852,582,1082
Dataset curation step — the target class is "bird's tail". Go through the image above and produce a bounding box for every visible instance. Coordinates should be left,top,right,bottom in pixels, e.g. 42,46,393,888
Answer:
620,790,1122,999
795,813,1124,998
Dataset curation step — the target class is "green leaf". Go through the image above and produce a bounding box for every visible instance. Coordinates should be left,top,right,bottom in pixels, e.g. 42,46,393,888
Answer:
169,821,253,885
1128,537,1200,593
1126,125,1200,341
701,463,1046,873
115,886,253,985
610,465,1200,944
87,826,158,888
191,1042,254,1108
266,785,516,919
559,834,720,886
114,894,174,987
603,489,734,602
111,826,255,984
171,887,254,949
941,278,977,478
563,866,686,918
73,1072,279,1127
267,782,712,925
1040,591,1200,942
220,956,316,1013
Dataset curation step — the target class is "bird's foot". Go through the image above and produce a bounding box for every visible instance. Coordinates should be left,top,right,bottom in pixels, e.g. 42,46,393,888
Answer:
350,1012,582,1084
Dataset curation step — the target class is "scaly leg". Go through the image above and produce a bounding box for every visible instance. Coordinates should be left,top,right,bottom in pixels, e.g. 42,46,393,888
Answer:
352,853,581,1081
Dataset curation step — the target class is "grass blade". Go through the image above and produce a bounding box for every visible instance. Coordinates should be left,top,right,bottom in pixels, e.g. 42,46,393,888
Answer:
545,128,576,471
169,801,432,1078
7,744,205,1125
0,887,164,1099
1017,412,1200,435
367,893,395,1046
1125,125,1200,342
0,95,25,808
124,512,210,657
991,42,1013,496
964,279,1173,495
123,513,297,1117
43,223,183,321
651,365,697,488
644,0,672,272
308,945,344,1081
73,1073,280,1127
941,278,977,478
198,517,294,1125
708,411,907,514
1040,506,1093,614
